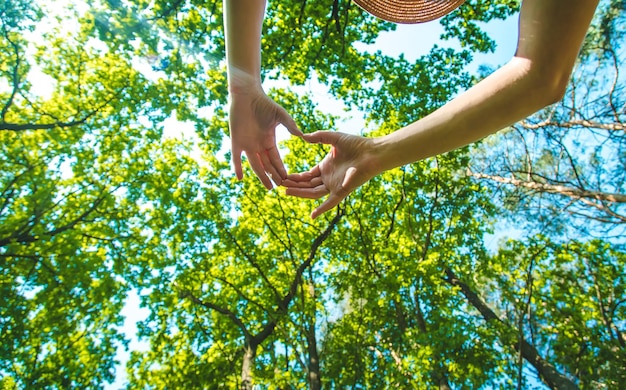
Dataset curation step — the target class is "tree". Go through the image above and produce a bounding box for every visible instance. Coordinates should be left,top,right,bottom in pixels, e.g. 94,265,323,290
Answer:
2,0,624,388
460,1,626,388
1,1,183,387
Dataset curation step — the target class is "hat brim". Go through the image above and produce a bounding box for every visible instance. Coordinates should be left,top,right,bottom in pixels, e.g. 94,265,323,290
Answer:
353,0,465,24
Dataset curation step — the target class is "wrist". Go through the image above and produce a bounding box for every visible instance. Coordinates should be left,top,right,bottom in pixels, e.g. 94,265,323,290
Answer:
370,134,401,174
228,66,262,95
229,81,263,96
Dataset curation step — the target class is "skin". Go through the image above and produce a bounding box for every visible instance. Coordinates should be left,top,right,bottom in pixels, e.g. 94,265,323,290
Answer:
224,0,303,189
282,0,600,219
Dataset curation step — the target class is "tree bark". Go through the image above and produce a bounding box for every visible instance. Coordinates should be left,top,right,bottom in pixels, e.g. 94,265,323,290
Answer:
241,342,256,390
306,322,321,390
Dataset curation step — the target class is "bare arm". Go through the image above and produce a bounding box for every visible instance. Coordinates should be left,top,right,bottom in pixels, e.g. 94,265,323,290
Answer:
224,0,264,91
374,0,600,170
285,0,600,218
224,0,302,189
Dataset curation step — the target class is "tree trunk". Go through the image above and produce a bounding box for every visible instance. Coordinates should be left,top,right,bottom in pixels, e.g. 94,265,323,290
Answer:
438,375,452,390
306,322,322,390
306,281,322,390
241,342,256,390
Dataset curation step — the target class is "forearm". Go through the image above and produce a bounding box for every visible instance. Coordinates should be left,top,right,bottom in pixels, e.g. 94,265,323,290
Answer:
374,57,554,170
223,0,266,92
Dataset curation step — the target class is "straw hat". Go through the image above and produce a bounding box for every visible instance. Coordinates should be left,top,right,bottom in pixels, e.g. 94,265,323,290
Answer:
353,0,466,24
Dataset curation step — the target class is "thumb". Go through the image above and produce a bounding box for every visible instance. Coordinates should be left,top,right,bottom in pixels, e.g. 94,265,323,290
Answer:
302,130,341,145
277,106,303,137
311,193,344,220
342,166,358,189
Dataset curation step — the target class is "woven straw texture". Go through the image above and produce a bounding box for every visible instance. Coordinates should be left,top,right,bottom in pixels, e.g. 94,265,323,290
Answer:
353,0,465,24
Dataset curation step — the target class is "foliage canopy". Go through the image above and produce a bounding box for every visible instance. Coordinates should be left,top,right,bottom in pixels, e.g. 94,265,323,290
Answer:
1,0,624,389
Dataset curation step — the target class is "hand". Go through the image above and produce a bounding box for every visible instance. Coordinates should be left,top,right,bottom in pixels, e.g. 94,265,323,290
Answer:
282,131,382,219
229,87,302,189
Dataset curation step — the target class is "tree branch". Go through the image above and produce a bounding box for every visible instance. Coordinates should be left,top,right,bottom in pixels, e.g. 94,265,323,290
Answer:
444,268,579,390
0,87,125,132
520,119,624,132
0,184,113,247
277,208,342,314
223,228,283,302
177,287,251,340
468,170,626,203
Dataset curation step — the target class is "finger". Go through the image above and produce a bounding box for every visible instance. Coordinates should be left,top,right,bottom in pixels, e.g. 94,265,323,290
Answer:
259,149,282,185
248,152,273,190
277,106,303,137
285,184,328,199
302,131,340,145
265,146,287,180
232,147,243,180
342,166,358,188
311,193,344,219
281,176,324,188
285,165,321,182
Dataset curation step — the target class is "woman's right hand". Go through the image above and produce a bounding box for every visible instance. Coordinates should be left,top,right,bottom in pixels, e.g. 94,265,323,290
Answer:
282,131,383,219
